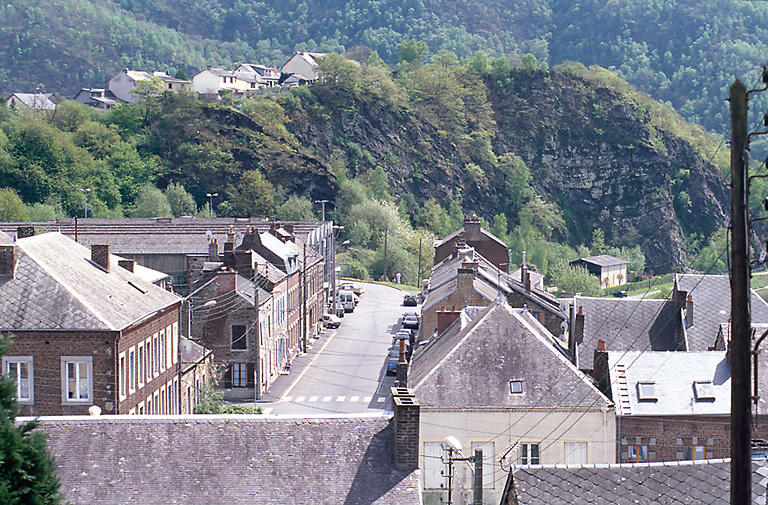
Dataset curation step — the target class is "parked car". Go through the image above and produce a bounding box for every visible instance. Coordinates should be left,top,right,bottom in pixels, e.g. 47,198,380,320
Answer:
402,312,420,329
403,294,418,306
338,290,356,312
393,329,412,344
386,357,398,375
321,313,342,328
340,282,364,296
329,300,345,318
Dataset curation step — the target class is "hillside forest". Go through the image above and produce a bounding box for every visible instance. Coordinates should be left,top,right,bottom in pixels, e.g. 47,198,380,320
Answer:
0,49,737,292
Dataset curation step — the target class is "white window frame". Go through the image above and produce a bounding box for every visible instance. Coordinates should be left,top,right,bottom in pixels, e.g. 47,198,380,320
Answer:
153,333,159,377
128,347,136,394
171,322,178,365
118,351,126,400
471,441,495,489
3,356,33,404
61,356,93,404
159,330,166,372
145,337,152,384
232,363,248,387
519,443,540,465
137,343,145,388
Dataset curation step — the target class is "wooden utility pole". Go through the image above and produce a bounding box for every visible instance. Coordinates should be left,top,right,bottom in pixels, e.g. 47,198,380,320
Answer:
254,288,261,401
417,238,422,290
473,449,483,505
383,228,389,281
302,242,308,354
730,78,751,505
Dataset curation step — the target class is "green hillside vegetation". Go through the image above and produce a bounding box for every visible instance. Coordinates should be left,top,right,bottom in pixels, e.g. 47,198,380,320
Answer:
2,0,768,143
0,51,730,284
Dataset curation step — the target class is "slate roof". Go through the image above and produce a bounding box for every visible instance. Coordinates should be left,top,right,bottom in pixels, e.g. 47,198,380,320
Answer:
0,230,11,244
433,223,508,250
573,255,627,267
0,232,179,331
35,414,421,505
410,302,611,409
6,92,57,110
180,336,207,373
566,296,678,370
421,275,496,313
606,351,730,416
234,274,272,307
505,459,767,505
676,273,768,351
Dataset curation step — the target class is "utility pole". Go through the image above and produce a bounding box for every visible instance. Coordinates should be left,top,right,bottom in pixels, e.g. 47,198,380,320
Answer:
383,228,389,281
417,237,422,290
254,288,261,401
314,200,328,222
473,449,483,505
302,242,308,354
730,78,751,505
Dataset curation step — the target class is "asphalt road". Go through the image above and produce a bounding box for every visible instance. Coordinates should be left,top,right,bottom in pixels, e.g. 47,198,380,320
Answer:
262,282,413,415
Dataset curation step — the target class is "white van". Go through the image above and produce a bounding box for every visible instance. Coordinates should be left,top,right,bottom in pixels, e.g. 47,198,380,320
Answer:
338,290,356,312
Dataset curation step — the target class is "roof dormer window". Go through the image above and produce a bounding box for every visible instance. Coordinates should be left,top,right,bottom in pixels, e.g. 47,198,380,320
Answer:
693,381,715,401
636,381,657,401
509,380,523,394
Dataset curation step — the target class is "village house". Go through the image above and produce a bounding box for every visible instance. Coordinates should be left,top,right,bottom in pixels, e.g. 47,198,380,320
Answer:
5,92,57,110
108,69,191,103
72,87,120,110
407,301,615,505
33,397,422,505
0,232,183,416
234,63,281,88
179,336,213,414
280,51,326,82
433,215,509,270
570,254,628,288
192,67,251,95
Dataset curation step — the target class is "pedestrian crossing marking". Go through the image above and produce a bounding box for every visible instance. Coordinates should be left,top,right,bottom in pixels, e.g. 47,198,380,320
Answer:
309,396,318,402
283,396,292,402
363,396,372,402
350,396,360,402
296,396,306,402
377,397,386,403
322,396,332,402
336,396,346,402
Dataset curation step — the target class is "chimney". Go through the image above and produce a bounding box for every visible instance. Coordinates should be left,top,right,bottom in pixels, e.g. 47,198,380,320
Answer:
685,294,694,328
525,271,531,293
573,306,585,344
16,226,34,239
522,250,527,268
0,245,18,278
118,259,135,272
464,216,481,240
436,306,462,336
217,268,237,294
208,239,219,261
457,262,477,294
391,387,420,471
597,338,606,351
396,339,408,386
91,244,110,272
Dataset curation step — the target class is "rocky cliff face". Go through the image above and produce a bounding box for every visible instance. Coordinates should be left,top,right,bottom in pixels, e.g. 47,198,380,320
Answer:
286,69,728,271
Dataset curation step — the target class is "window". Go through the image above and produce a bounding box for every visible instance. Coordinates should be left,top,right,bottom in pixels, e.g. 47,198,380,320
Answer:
694,381,715,401
145,338,152,383
637,382,657,401
509,380,523,394
564,442,587,464
232,363,247,387
3,357,33,403
153,334,159,376
128,348,136,393
159,330,166,371
684,445,706,460
471,442,495,489
519,443,540,465
138,401,144,415
137,344,145,388
61,357,92,403
232,325,247,350
171,323,178,365
423,442,444,489
119,352,126,399
160,386,166,414
627,444,649,462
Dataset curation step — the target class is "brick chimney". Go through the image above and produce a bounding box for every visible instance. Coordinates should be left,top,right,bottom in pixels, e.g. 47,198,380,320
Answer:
573,306,585,344
0,245,18,278
525,270,531,293
91,244,110,272
396,339,408,386
597,338,606,350
391,387,420,471
238,227,258,251
208,239,219,261
118,259,135,272
436,306,462,336
464,216,481,241
685,294,693,328
457,262,477,296
217,268,237,294
16,225,34,239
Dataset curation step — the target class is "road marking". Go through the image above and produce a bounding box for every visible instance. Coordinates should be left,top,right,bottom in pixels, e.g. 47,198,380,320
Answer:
336,396,346,402
283,396,292,402
377,397,386,403
350,396,360,402
296,396,306,402
262,408,273,415
363,396,372,402
322,396,332,402
309,396,318,402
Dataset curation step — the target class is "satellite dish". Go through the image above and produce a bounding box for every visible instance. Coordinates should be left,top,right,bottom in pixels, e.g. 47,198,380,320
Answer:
205,230,213,240
88,405,101,416
443,435,463,453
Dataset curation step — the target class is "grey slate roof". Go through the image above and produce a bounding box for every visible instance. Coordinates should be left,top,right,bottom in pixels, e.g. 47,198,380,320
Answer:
433,223,508,250
676,273,768,351
0,232,179,331
180,336,207,372
506,459,767,505
234,273,272,306
410,302,611,409
573,255,627,267
567,296,678,370
35,414,421,505
0,230,11,244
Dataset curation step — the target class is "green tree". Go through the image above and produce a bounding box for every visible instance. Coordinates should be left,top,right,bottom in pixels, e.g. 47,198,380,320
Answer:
490,213,509,245
0,188,29,221
316,53,362,91
398,40,428,65
227,170,274,217
369,166,391,201
550,264,601,296
0,334,62,504
275,195,317,221
164,182,197,217
521,53,539,75
26,203,57,222
591,228,606,255
132,184,172,218
422,199,452,237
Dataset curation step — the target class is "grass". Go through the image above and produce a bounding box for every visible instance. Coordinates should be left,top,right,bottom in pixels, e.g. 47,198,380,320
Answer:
339,277,421,292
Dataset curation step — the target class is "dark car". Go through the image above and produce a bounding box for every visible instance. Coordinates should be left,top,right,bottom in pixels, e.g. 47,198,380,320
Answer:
403,294,418,306
386,357,398,375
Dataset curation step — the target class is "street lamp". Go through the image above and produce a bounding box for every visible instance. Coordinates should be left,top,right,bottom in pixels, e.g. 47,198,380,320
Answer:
205,193,218,218
79,188,91,218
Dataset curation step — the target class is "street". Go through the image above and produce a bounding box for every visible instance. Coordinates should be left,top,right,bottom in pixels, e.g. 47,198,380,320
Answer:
261,282,410,415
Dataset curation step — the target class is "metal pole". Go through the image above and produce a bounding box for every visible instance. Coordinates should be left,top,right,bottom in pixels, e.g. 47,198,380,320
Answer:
417,237,422,290
314,200,328,222
302,242,307,354
445,448,454,505
473,449,483,505
730,78,751,505
254,287,261,400
383,228,389,281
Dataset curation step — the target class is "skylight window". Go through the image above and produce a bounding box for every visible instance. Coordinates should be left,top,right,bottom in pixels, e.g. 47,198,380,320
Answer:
636,382,657,401
509,380,524,394
694,381,715,401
